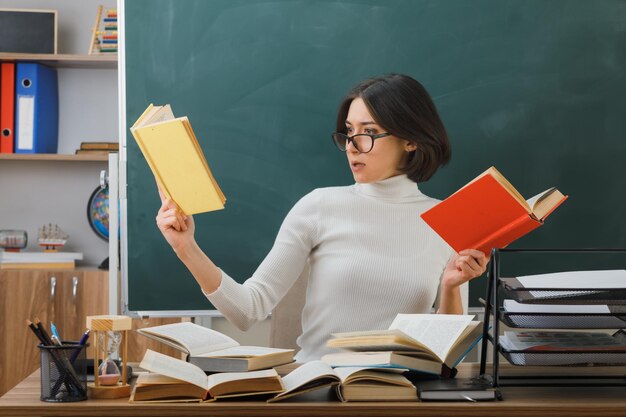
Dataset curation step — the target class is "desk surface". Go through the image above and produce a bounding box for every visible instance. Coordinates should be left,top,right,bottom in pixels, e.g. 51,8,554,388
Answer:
2,365,626,417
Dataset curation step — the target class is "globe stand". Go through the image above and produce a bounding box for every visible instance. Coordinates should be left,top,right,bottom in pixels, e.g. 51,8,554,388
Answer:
87,183,119,270
98,257,109,270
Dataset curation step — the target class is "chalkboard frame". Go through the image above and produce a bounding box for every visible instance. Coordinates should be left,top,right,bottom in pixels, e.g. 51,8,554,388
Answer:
120,0,626,316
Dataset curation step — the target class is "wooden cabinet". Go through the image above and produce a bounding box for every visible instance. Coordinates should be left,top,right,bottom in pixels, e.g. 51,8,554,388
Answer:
0,268,181,397
0,270,55,398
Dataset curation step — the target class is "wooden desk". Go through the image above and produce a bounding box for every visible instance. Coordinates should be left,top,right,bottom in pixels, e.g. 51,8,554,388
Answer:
2,365,626,417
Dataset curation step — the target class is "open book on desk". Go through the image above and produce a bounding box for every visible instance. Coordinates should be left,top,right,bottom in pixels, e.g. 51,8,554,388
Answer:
421,166,567,254
130,103,226,215
268,360,416,402
326,314,482,374
137,322,294,372
131,350,284,402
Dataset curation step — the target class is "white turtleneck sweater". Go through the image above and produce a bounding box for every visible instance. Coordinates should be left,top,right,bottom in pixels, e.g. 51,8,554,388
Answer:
205,174,454,362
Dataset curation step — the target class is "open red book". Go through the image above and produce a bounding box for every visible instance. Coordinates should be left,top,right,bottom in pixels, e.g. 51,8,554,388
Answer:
421,167,568,255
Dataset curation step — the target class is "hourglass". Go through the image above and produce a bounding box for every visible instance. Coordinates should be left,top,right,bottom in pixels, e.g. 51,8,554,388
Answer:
86,315,132,399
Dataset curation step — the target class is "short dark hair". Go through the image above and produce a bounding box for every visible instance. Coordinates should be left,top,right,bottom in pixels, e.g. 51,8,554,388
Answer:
335,73,451,183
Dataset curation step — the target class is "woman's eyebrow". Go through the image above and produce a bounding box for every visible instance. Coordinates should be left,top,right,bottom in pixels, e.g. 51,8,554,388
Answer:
345,120,378,126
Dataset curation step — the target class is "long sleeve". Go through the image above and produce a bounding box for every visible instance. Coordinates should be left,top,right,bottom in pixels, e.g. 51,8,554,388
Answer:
204,190,319,330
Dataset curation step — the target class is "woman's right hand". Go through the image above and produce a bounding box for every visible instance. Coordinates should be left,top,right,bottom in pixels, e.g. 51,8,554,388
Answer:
156,187,195,253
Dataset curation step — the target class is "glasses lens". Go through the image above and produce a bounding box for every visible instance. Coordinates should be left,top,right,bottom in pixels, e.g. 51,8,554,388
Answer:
351,134,373,153
332,133,348,151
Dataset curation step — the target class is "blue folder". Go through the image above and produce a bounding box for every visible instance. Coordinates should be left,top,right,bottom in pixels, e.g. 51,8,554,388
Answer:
14,63,59,154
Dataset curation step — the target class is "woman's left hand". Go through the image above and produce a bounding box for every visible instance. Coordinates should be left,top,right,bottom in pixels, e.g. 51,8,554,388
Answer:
441,249,490,289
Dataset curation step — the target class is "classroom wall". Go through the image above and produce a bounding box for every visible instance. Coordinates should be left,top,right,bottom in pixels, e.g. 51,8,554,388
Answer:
0,0,116,265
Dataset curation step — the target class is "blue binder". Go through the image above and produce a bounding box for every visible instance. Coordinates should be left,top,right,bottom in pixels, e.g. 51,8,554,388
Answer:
14,63,59,153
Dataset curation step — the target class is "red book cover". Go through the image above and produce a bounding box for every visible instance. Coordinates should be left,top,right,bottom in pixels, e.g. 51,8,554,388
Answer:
420,168,567,255
0,62,16,153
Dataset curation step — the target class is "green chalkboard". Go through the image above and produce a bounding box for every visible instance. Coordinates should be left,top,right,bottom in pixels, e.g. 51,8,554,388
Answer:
124,0,626,313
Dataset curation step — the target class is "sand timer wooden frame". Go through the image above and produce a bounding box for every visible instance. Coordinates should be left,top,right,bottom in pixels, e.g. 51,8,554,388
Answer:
86,315,132,399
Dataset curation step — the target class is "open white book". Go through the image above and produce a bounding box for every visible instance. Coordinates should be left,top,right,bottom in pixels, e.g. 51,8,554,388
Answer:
137,322,294,372
268,360,416,402
131,349,284,402
326,314,482,370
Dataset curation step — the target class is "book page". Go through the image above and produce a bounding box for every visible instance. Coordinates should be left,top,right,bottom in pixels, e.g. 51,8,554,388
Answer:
138,322,239,356
206,369,279,391
195,346,292,358
145,104,175,125
334,367,408,383
278,361,338,394
526,187,565,220
389,314,474,363
139,349,208,390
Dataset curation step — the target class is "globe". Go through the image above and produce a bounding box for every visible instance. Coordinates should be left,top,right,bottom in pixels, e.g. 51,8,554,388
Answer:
87,186,110,241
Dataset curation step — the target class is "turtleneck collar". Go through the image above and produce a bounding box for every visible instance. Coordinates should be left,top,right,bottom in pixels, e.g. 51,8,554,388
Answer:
353,174,423,203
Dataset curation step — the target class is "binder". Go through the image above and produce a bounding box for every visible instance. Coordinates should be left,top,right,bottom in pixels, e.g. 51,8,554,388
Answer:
14,63,59,154
0,62,15,153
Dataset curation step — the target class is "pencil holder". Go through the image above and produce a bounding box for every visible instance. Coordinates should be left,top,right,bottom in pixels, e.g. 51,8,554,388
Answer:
38,342,89,402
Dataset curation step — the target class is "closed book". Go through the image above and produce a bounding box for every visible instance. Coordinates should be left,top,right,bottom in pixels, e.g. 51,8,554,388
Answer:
0,251,82,264
420,166,567,255
189,346,294,372
14,63,59,154
417,378,501,401
1,62,15,153
130,103,226,215
77,140,119,152
137,322,294,372
321,351,443,375
75,149,111,155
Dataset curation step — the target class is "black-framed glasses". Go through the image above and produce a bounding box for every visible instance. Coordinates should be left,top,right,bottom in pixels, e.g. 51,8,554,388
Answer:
331,132,390,153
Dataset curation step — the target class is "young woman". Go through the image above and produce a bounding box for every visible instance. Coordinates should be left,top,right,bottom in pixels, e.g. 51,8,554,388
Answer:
156,73,489,362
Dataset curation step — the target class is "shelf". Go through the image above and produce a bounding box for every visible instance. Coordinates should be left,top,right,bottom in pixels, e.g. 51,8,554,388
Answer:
0,154,109,162
0,53,117,69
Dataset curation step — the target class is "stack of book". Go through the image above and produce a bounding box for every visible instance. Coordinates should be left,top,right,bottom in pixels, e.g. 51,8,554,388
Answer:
132,322,294,402
132,322,420,403
313,314,485,402
0,251,83,269
323,314,483,377
75,141,119,156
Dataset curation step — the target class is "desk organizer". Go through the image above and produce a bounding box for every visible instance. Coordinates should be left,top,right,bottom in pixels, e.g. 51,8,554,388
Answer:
478,248,626,388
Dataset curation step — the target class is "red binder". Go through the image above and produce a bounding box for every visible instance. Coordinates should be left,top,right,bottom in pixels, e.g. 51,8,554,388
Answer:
1,62,16,153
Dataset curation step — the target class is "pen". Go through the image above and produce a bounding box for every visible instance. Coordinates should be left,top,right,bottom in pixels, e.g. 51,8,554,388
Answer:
52,329,91,394
50,322,61,342
51,334,63,346
35,319,85,395
69,329,90,364
27,320,73,393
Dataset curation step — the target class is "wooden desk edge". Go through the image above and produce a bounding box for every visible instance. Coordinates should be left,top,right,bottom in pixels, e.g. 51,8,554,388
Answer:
2,365,626,417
